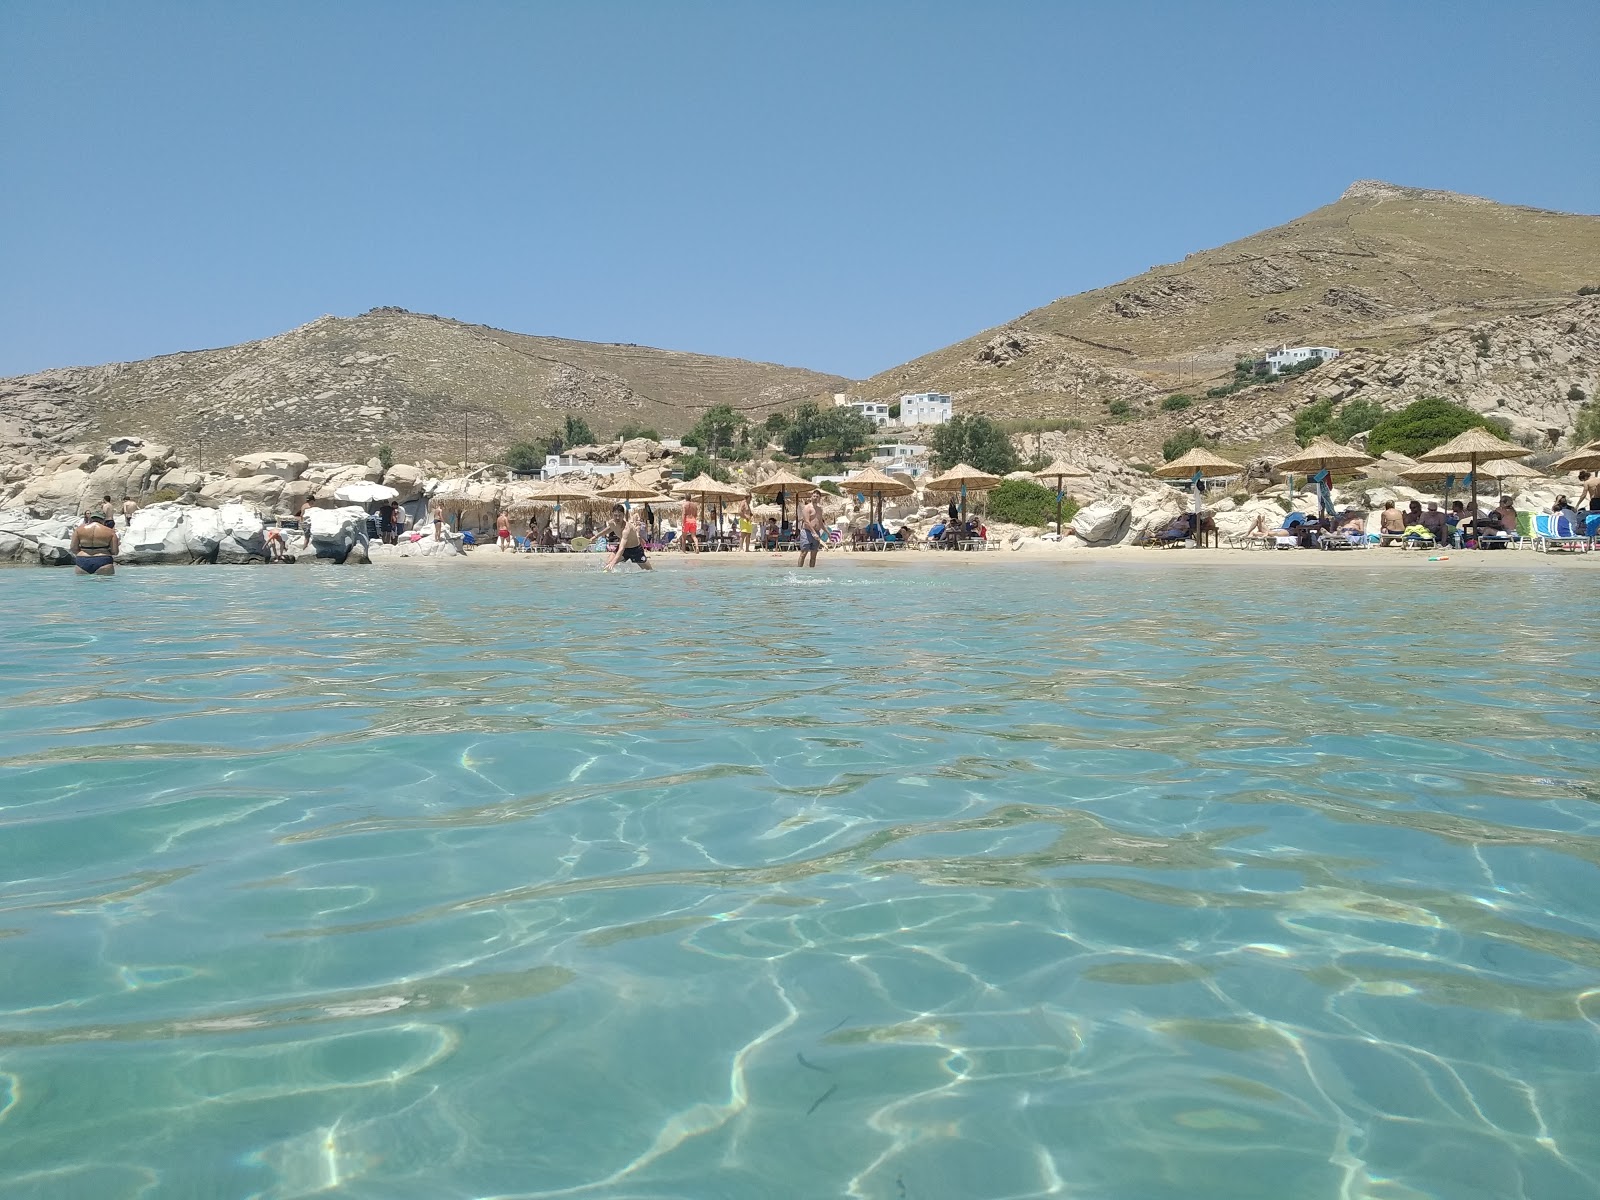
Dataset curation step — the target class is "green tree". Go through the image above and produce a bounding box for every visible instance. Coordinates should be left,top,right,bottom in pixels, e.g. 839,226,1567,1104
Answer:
1365,396,1500,458
929,414,1020,474
887,401,901,420
675,452,731,483
374,443,395,471
764,411,790,433
616,422,660,442
1294,397,1387,446
505,441,546,472
780,403,822,457
817,407,873,459
687,404,745,458
563,415,596,447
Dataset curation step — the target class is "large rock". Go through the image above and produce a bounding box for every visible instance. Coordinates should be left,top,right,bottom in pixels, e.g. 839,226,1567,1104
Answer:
0,509,78,565
382,463,426,502
231,452,308,481
119,503,222,565
292,505,369,564
1126,489,1186,542
618,438,665,468
1070,499,1132,546
8,455,163,515
214,503,267,564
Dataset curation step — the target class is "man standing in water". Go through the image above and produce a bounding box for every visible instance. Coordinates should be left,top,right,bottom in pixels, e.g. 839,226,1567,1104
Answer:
603,504,652,571
798,490,823,568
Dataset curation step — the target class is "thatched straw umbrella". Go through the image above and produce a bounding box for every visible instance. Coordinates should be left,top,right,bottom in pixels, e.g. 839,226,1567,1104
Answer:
672,474,750,551
1272,437,1374,519
924,463,1001,523
1032,459,1092,537
842,464,914,530
1152,448,1245,537
1418,428,1531,525
748,468,813,535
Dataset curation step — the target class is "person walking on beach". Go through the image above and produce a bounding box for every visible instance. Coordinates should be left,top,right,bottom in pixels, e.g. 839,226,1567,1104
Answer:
495,508,512,551
682,497,700,553
603,504,652,571
798,490,823,568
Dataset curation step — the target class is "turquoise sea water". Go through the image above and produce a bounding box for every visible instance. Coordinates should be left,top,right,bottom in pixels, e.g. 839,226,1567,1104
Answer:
2,560,1598,1200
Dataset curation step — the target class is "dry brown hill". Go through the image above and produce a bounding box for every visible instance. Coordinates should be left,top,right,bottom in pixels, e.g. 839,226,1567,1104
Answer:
0,309,846,463
856,181,1600,450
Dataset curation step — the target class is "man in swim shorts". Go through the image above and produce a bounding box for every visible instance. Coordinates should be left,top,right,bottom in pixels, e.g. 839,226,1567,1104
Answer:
682,498,699,552
798,490,823,568
603,504,652,571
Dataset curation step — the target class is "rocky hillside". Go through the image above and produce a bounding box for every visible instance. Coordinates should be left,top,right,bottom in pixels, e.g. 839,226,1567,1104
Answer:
855,181,1600,451
0,308,846,464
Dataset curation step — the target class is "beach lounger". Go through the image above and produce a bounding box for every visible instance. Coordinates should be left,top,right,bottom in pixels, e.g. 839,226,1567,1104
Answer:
1533,513,1589,553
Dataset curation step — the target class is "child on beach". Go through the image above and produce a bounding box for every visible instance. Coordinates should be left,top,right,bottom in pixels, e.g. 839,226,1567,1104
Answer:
603,505,652,571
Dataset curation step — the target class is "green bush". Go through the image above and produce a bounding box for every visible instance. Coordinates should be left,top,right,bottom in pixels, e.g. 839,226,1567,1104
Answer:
985,478,1078,528
1293,397,1386,447
374,443,394,471
505,441,546,472
1160,394,1193,412
1161,428,1213,462
1567,385,1587,405
1578,285,1600,296
1106,400,1131,417
1365,396,1502,458
616,422,660,442
929,413,1020,474
148,488,180,503
819,480,841,495
1573,402,1600,445
998,417,1086,434
1472,332,1492,358
887,401,901,419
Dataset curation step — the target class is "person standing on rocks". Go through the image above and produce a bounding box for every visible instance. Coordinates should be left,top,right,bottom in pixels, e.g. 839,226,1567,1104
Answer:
101,495,115,522
120,495,139,530
299,500,316,549
431,502,445,543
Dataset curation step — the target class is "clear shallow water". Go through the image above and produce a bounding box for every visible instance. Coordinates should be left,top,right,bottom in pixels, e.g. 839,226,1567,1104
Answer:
2,560,1598,1200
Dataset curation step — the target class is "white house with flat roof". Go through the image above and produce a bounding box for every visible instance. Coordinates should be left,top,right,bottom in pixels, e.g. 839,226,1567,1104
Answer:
834,397,893,426
898,391,953,426
1265,345,1341,374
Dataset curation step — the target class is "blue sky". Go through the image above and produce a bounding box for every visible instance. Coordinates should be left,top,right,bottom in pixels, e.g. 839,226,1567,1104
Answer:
3,1,1596,380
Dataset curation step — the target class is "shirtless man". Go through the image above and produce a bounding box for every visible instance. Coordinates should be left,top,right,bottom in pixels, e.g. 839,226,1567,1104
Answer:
1377,500,1406,547
431,502,445,543
1578,470,1600,513
682,498,700,553
798,490,823,568
495,509,512,551
100,494,115,522
603,504,652,571
120,495,139,530
299,499,317,548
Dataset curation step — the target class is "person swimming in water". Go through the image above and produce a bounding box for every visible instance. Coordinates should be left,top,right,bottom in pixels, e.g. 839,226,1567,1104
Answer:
603,504,652,571
70,511,118,576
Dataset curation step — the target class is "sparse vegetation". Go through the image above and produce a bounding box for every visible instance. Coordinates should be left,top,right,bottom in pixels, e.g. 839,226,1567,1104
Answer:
1106,400,1131,417
1364,396,1504,458
985,478,1078,528
1160,394,1194,412
1161,428,1214,461
818,480,841,495
1567,385,1587,405
615,422,660,442
1473,331,1492,358
675,452,732,483
998,417,1087,434
563,415,596,447
929,414,1021,474
1579,285,1600,296
374,443,394,471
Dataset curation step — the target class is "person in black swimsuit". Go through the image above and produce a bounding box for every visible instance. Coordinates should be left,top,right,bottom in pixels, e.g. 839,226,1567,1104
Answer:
70,512,118,575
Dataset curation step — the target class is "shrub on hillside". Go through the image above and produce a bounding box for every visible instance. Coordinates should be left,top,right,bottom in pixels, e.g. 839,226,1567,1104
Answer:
1106,400,1131,417
374,443,394,471
985,479,1078,529
675,452,731,483
1161,428,1214,462
1160,394,1193,412
1293,397,1386,447
1573,402,1600,445
1364,397,1503,458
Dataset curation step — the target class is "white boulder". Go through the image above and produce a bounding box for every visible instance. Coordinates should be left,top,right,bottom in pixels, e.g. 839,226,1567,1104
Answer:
1070,499,1132,546
214,503,267,564
382,464,426,501
231,452,308,481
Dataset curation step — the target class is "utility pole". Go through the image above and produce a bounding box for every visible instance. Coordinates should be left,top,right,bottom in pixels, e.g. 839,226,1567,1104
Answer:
198,434,204,470
462,414,469,471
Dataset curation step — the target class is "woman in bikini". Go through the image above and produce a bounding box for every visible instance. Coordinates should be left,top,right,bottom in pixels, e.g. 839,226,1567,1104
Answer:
71,512,118,576
682,498,700,552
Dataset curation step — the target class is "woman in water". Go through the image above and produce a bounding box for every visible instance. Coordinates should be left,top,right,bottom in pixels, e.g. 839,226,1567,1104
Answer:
70,511,118,576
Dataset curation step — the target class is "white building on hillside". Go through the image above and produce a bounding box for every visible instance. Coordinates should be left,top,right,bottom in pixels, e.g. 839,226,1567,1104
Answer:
1265,345,1341,374
834,396,893,426
899,391,953,426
